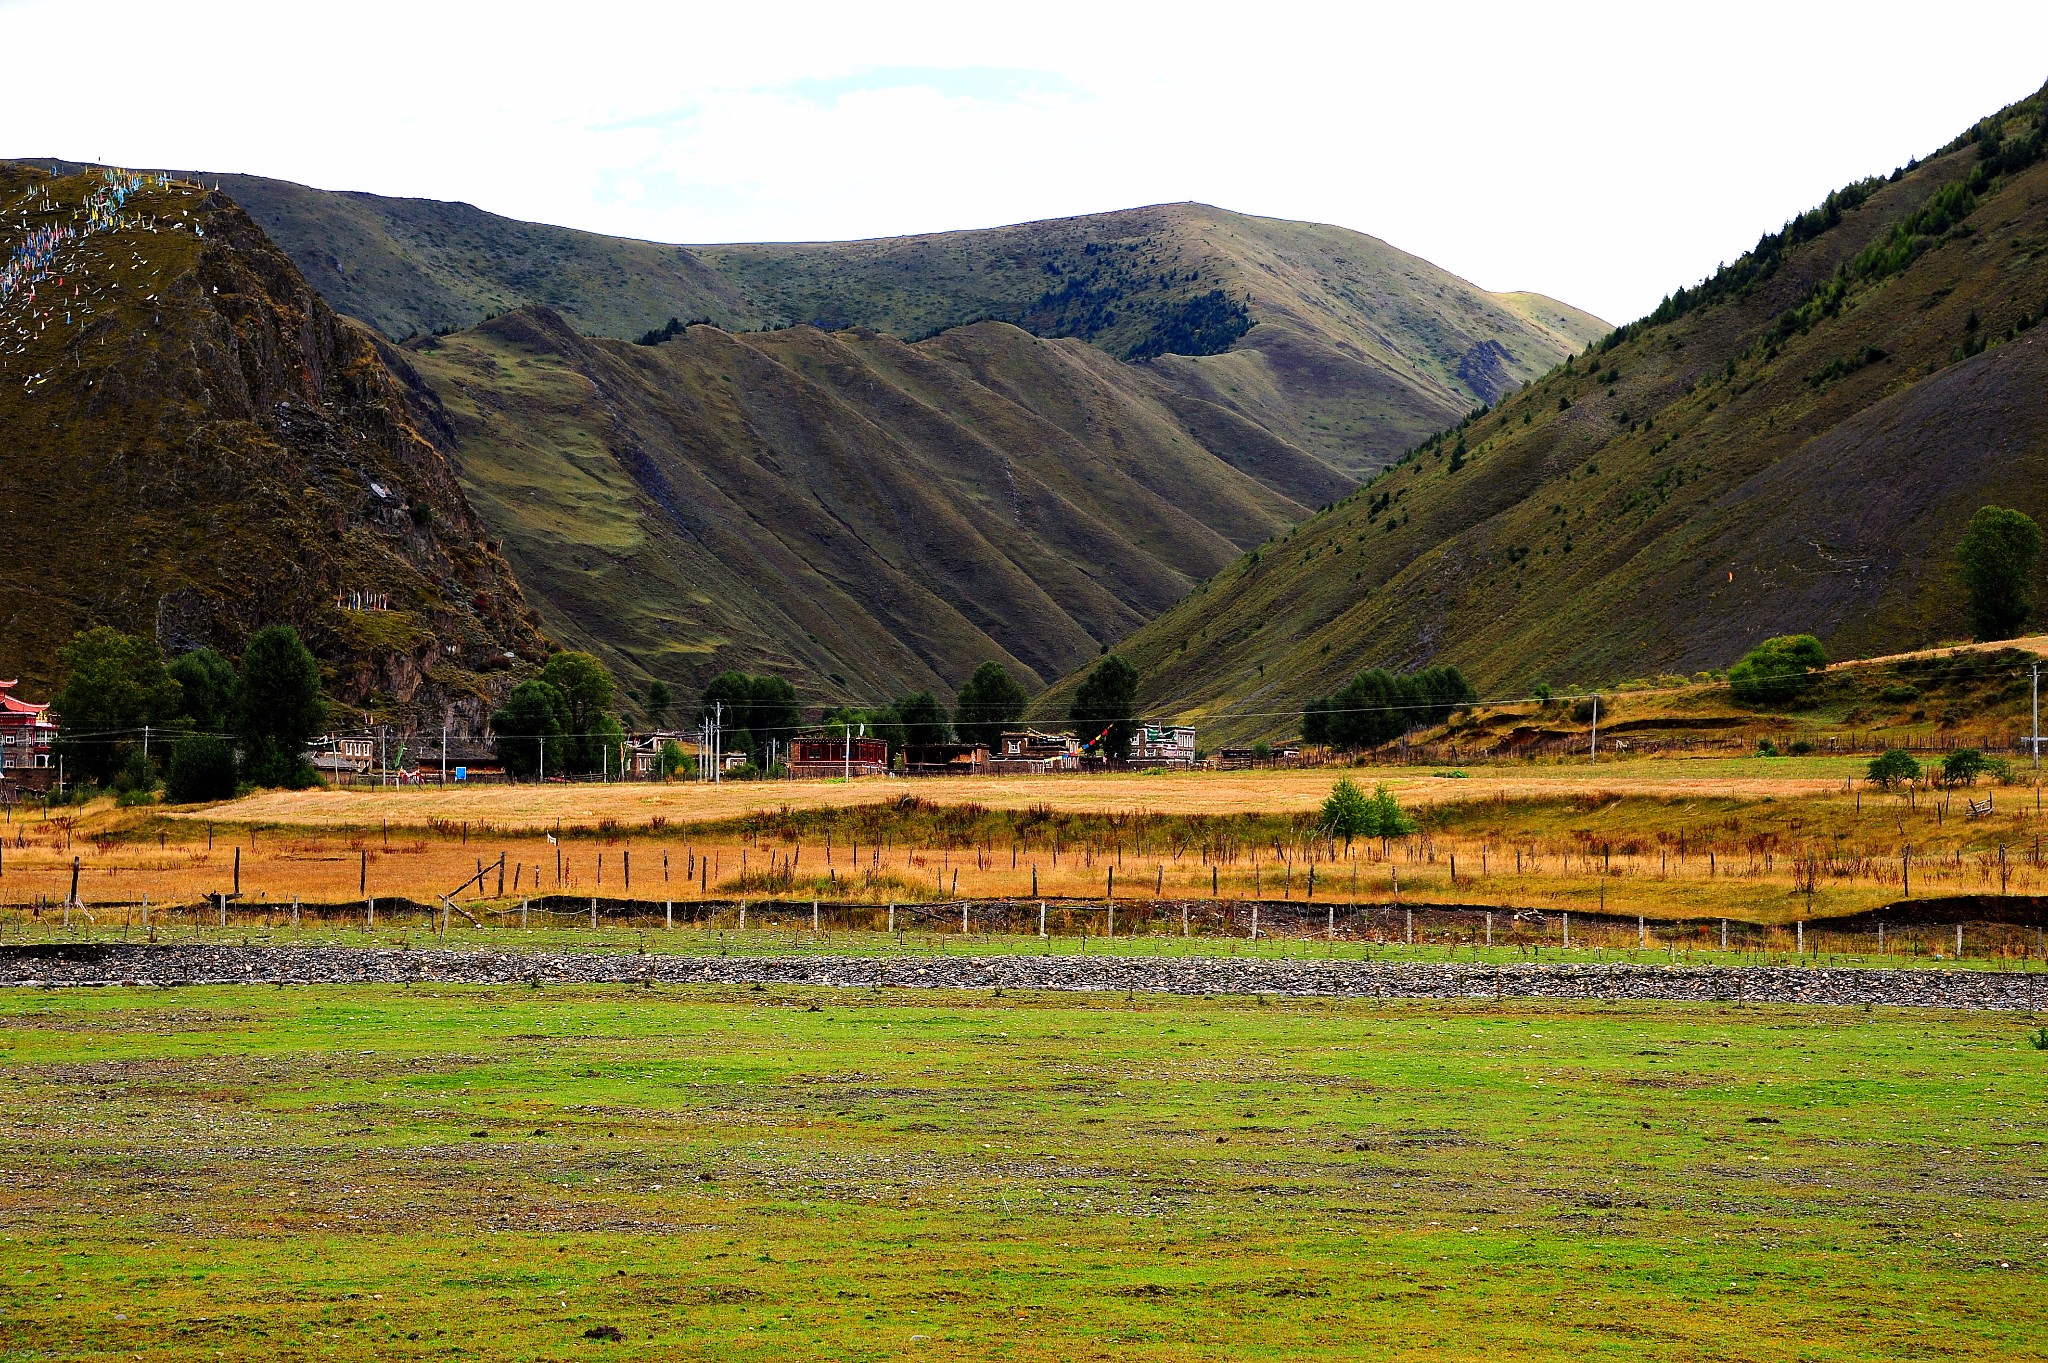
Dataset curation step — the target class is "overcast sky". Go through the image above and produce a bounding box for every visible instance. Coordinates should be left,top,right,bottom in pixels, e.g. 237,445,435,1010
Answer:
6,0,2045,323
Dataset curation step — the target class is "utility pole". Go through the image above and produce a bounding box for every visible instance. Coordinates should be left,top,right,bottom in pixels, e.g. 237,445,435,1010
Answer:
1589,693,1599,762
441,722,447,787
2032,662,2039,773
538,734,545,783
844,722,851,782
714,702,724,785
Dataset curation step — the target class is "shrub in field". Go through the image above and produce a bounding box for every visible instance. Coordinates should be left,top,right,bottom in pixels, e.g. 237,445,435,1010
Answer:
1867,748,1921,789
1314,778,1416,846
1728,635,1829,705
166,734,238,803
1367,783,1416,839
1941,748,1987,787
1878,682,1920,704
1321,778,1374,846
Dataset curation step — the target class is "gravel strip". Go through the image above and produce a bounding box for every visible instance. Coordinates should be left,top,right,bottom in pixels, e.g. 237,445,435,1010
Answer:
2,944,2045,1010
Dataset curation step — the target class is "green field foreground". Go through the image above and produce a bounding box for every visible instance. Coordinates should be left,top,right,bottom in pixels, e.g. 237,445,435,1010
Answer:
1,986,2045,1360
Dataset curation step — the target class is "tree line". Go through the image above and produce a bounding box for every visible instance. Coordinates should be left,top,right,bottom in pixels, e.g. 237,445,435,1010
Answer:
45,624,328,802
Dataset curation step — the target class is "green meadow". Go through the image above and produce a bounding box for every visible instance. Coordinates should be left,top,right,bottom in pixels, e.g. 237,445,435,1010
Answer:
1,984,2043,1361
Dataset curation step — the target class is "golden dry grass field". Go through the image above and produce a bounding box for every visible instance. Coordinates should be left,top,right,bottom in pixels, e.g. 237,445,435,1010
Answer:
5,754,2046,942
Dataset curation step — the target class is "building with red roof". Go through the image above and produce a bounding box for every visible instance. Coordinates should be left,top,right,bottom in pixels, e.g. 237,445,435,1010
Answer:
0,680,57,782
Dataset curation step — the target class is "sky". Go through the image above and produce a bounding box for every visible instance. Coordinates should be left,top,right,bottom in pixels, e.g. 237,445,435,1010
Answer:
5,0,2046,324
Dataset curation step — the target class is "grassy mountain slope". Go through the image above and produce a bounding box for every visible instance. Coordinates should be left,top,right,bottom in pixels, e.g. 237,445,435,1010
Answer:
192,172,756,342
89,171,1604,477
0,163,545,724
703,203,1607,475
1056,85,2048,743
404,309,1352,705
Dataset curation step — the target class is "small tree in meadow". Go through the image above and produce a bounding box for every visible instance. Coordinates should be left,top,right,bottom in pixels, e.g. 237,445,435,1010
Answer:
1940,748,1986,788
1321,778,1375,847
1867,748,1921,789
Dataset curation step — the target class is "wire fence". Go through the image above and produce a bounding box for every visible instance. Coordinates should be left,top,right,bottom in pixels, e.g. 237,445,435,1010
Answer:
8,893,2047,968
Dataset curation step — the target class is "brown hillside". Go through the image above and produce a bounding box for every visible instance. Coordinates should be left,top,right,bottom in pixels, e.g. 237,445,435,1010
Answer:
698,203,1607,476
114,171,1604,478
404,309,1352,705
0,163,545,725
1051,85,2048,742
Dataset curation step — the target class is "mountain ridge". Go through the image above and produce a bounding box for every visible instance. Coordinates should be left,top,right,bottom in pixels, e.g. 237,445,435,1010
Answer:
34,165,1602,478
1047,82,2048,743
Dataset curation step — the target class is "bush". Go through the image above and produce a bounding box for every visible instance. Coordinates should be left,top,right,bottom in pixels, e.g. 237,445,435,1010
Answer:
1878,683,1920,704
1321,778,1374,845
1941,748,1987,787
1728,635,1829,705
166,734,238,803
1756,739,1779,757
1788,739,1814,756
1867,749,1922,789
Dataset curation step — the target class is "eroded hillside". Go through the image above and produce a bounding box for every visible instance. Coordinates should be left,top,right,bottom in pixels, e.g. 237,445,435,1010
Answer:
0,162,545,725
405,308,1352,704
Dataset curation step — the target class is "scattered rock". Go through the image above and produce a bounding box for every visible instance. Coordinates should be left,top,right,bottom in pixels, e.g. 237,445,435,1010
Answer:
0,944,2036,1011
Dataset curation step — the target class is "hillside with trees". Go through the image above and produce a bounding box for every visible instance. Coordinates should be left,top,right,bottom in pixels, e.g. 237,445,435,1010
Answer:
0,163,546,729
1043,83,2048,743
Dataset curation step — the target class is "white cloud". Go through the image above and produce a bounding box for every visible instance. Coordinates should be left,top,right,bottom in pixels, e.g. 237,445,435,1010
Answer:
4,0,2045,321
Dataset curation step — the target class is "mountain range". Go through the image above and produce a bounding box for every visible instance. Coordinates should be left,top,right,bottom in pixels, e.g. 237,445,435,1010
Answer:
5,163,1601,717
21,79,2047,743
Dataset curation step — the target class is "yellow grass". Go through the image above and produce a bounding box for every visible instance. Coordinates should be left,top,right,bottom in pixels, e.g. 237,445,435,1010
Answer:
188,757,1864,831
4,754,2043,932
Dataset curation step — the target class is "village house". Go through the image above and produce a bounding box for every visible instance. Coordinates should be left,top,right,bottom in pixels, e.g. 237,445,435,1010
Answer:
1132,724,1198,768
622,732,691,779
991,728,1081,774
788,734,890,778
307,731,377,779
0,680,57,794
